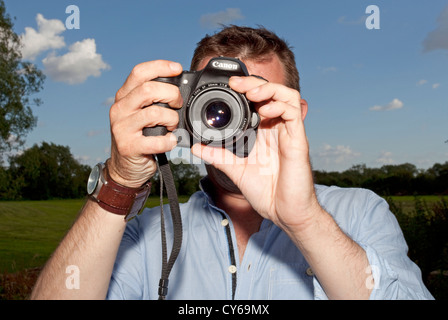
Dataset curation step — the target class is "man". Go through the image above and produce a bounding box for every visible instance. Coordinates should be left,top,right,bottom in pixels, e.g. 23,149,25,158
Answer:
31,26,433,300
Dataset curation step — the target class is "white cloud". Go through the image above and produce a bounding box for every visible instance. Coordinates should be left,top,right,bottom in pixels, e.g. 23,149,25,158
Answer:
369,98,403,112
102,96,115,107
42,39,110,85
200,8,244,29
75,154,91,164
20,13,66,60
317,144,361,165
417,79,428,86
19,13,109,85
376,151,395,165
417,79,441,89
422,5,448,53
87,129,105,137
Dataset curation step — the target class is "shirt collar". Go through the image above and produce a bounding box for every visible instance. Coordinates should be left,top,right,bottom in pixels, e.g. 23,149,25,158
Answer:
199,176,217,206
198,176,273,232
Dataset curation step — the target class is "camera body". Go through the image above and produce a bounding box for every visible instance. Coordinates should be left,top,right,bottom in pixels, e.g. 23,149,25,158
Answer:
143,57,260,157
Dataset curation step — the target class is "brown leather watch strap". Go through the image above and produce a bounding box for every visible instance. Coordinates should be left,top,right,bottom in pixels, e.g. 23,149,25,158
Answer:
95,165,151,219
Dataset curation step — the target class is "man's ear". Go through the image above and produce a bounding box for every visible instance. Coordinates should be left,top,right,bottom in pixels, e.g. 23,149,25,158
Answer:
300,99,308,121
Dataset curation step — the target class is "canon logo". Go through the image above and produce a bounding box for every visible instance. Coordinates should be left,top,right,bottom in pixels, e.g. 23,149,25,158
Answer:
212,61,238,70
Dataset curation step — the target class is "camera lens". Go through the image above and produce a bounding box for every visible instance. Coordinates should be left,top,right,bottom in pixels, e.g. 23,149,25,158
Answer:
187,85,252,147
204,101,232,129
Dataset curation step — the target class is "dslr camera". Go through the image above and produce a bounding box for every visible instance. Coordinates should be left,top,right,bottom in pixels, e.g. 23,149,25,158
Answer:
143,57,260,157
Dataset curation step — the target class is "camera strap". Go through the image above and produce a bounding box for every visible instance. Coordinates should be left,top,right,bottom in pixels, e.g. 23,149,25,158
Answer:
155,153,183,300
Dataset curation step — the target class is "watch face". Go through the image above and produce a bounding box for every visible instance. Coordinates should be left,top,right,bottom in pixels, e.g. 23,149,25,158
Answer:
87,164,101,195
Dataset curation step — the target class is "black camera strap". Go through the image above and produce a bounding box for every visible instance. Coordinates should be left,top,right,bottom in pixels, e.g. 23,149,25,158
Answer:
155,153,183,300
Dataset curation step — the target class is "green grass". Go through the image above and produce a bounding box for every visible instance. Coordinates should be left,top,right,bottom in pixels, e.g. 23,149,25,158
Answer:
0,195,443,273
0,196,189,273
0,199,84,273
386,195,447,214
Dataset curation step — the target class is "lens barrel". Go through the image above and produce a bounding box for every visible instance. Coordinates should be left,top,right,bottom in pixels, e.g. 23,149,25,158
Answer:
186,84,250,146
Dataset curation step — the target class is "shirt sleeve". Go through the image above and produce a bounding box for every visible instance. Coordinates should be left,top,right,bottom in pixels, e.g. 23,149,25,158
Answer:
313,187,434,300
106,216,147,300
356,192,434,299
359,193,433,299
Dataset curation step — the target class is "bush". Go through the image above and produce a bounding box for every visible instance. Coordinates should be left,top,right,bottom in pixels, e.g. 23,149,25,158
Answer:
0,267,40,300
387,197,448,299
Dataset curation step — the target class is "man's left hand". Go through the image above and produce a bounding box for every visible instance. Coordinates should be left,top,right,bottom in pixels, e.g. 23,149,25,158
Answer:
192,75,324,234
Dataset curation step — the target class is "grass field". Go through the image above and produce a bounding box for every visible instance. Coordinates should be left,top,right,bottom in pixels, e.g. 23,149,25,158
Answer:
0,196,189,273
0,199,84,273
0,195,443,273
387,195,447,214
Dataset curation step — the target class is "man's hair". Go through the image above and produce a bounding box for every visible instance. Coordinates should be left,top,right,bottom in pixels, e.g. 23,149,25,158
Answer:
191,25,301,92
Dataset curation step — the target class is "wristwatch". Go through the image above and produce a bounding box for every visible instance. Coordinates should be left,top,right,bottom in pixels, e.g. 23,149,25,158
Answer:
87,161,151,221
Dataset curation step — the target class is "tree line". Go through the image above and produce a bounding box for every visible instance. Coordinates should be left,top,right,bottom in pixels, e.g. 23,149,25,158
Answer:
1,141,447,200
313,162,448,196
0,142,202,200
0,142,91,200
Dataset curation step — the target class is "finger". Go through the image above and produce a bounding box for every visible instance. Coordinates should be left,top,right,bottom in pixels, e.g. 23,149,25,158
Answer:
138,133,179,155
258,101,308,147
257,100,301,123
116,60,182,101
111,81,183,119
114,132,178,160
126,106,180,133
111,106,180,143
191,143,240,171
229,75,268,93
245,82,301,108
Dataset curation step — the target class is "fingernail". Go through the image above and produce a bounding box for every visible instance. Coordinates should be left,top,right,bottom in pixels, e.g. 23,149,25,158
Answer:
170,62,182,72
230,76,243,84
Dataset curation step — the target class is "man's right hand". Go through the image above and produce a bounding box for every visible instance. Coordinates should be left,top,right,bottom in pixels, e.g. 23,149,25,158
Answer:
107,60,183,188
30,61,183,300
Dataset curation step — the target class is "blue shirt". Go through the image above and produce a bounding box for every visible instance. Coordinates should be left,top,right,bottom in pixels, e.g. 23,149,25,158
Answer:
107,178,433,300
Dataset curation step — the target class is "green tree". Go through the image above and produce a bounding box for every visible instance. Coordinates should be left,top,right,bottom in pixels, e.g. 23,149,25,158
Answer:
8,142,91,199
0,163,23,199
171,160,202,196
151,159,202,196
0,0,45,153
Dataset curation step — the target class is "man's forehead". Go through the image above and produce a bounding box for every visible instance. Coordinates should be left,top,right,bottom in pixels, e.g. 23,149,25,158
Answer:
196,54,286,85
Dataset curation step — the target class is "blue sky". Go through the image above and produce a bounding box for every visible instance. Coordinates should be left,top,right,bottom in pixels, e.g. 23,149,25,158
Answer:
3,0,448,172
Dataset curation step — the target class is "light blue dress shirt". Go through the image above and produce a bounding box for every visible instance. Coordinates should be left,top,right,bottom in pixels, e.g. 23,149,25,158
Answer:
107,178,433,300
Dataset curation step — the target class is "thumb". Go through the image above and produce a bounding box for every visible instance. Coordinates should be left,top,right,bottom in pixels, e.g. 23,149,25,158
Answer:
191,143,242,174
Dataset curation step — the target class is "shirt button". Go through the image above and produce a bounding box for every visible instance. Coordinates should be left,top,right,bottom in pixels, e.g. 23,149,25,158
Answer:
228,265,237,274
306,267,314,276
221,219,229,227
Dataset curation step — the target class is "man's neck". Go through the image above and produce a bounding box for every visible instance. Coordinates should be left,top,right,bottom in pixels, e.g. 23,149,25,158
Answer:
211,181,264,262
